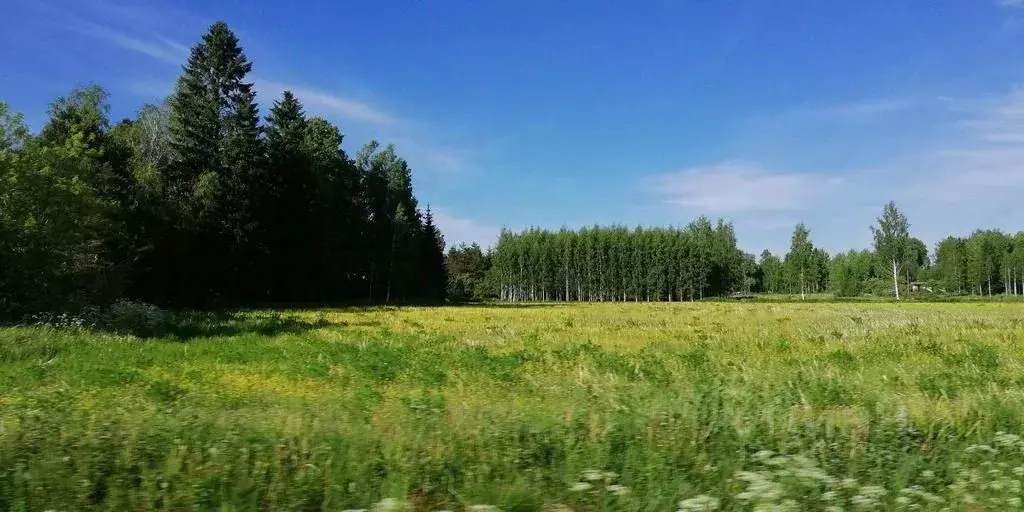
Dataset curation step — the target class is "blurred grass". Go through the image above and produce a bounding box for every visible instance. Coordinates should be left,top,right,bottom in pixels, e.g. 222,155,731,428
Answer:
3,302,1024,510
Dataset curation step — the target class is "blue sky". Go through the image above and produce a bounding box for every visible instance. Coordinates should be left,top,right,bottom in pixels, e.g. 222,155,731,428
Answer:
5,0,1024,255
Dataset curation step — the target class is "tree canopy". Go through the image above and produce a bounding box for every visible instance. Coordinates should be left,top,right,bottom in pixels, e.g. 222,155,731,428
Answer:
0,22,446,317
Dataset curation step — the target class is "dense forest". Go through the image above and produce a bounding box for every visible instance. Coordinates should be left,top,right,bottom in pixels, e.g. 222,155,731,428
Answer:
447,203,1024,302
0,22,445,318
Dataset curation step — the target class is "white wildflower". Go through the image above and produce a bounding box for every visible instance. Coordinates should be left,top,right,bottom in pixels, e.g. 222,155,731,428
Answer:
569,482,593,492
678,494,720,511
965,444,997,455
372,498,406,512
607,484,630,496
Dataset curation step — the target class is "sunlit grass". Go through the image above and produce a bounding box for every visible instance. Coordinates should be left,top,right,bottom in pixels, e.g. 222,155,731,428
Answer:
3,302,1024,510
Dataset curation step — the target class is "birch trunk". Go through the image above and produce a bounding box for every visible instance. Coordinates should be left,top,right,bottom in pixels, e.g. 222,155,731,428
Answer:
892,258,900,300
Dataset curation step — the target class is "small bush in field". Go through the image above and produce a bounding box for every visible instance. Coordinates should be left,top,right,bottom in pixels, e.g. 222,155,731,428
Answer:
102,299,171,337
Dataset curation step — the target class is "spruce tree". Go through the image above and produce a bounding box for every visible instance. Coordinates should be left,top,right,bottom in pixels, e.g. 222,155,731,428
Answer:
166,21,261,304
263,91,309,300
419,206,448,301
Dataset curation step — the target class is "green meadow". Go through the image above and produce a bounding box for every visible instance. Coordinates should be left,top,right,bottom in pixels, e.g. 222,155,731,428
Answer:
3,302,1024,511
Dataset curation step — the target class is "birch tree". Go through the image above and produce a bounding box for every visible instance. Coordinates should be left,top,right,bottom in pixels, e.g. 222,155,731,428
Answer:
785,223,814,300
871,201,910,299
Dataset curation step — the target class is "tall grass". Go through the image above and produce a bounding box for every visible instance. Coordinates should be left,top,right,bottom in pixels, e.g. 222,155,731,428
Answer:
2,303,1024,510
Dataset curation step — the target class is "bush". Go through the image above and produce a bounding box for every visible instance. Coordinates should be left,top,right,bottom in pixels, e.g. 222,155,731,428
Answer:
102,299,171,337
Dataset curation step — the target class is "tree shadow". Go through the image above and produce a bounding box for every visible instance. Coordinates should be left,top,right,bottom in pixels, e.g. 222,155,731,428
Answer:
219,301,572,313
439,302,571,309
164,311,333,341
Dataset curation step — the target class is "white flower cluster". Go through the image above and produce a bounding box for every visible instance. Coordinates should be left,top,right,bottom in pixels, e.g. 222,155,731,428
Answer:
567,469,630,496
945,458,1024,510
677,494,721,511
343,498,498,512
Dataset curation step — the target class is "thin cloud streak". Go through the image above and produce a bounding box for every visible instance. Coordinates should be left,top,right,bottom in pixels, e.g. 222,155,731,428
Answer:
790,98,917,122
265,83,400,127
649,162,841,213
56,2,479,185
69,20,188,64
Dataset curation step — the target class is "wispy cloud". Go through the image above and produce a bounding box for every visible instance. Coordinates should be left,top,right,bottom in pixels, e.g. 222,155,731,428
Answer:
649,161,841,214
650,88,1024,254
918,90,1024,202
70,21,188,64
49,0,482,188
998,0,1024,7
257,81,400,127
790,98,917,122
431,209,500,249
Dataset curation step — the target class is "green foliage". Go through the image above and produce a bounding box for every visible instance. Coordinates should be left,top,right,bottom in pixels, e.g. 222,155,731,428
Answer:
490,220,749,301
0,22,446,313
101,299,171,337
447,243,492,301
934,231,1024,297
830,250,875,297
872,201,911,298
0,99,113,315
784,223,816,298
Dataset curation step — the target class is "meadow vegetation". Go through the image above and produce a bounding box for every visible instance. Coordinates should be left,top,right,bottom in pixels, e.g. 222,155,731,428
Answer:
3,302,1024,510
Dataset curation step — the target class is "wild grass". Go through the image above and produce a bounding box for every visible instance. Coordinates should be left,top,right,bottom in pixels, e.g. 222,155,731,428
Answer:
2,302,1024,510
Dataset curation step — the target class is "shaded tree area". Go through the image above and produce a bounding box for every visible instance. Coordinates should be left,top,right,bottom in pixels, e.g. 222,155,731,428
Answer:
0,22,445,318
488,220,752,302
446,243,493,302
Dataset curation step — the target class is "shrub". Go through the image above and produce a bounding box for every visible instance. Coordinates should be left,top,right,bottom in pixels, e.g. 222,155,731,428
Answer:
102,299,171,337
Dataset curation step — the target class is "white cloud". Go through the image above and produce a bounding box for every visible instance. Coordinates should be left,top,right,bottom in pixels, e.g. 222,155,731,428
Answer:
257,81,400,127
652,88,1024,254
431,209,500,249
770,98,918,125
68,21,188,65
999,0,1024,7
47,1,481,187
649,162,841,213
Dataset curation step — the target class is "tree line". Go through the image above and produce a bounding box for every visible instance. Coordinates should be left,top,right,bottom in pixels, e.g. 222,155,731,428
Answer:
447,202,1024,301
453,219,755,302
0,22,445,317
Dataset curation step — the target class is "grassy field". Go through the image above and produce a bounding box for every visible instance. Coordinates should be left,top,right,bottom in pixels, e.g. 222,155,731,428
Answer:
3,302,1024,511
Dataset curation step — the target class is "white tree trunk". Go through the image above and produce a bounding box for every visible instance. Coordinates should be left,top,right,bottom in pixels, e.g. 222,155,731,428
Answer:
892,259,900,300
